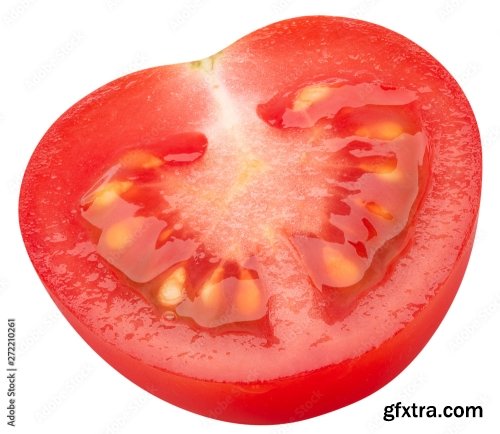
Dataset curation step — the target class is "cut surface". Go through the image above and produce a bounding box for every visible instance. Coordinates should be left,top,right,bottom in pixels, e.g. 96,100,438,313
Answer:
20,16,480,395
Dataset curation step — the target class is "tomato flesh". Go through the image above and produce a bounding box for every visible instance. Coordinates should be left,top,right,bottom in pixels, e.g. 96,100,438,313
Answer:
19,16,481,424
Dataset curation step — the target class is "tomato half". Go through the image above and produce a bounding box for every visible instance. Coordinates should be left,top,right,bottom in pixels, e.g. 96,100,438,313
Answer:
19,16,481,424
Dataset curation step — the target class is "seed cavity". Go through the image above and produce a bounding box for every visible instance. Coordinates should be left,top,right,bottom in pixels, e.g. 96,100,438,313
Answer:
175,263,266,328
79,79,427,330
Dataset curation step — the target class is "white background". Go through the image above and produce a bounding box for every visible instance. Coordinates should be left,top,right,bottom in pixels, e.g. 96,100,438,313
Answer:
1,0,499,433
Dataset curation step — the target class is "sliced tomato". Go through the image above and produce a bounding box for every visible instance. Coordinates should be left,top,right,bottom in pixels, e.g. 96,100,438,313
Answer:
19,16,481,424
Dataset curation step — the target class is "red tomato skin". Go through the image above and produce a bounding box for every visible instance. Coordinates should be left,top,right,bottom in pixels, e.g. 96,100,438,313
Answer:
19,16,481,424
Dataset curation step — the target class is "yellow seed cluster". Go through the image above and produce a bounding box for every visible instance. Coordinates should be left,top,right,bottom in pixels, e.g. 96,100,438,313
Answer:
120,150,163,169
355,121,403,140
323,246,362,287
235,271,261,315
91,181,132,209
293,84,333,111
103,217,143,250
158,267,187,306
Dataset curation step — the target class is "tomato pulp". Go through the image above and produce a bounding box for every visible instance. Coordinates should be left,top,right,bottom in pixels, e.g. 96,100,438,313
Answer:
19,16,481,424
